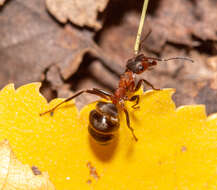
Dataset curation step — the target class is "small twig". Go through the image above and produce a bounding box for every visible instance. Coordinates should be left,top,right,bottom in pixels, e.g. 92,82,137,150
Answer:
134,0,150,55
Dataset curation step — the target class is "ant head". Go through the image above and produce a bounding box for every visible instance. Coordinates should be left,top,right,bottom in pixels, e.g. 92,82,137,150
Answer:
126,54,157,74
127,54,194,74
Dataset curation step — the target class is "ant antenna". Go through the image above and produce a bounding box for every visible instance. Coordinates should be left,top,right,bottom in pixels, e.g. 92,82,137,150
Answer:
134,0,150,55
138,29,152,54
145,56,194,63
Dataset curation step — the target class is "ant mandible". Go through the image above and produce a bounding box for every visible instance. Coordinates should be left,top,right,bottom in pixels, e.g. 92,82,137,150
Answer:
40,31,193,143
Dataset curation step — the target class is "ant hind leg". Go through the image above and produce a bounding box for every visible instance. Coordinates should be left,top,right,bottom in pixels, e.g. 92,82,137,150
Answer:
40,88,112,116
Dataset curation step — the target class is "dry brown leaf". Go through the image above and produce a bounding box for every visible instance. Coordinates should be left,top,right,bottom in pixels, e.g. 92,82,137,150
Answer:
46,0,109,30
0,0,6,6
0,0,113,89
194,83,217,114
206,56,217,71
0,140,55,190
98,11,139,68
148,0,217,52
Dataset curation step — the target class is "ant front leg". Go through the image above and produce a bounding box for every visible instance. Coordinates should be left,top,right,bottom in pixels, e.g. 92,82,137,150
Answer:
129,95,140,109
40,88,112,116
135,79,160,91
122,107,138,141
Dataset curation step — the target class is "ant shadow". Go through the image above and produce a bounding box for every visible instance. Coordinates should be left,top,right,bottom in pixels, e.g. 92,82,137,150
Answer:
88,133,119,162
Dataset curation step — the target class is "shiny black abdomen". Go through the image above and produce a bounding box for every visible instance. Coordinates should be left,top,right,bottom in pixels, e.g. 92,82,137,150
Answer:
88,102,120,144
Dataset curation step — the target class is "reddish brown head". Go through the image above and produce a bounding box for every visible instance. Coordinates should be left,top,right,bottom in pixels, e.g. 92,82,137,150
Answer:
126,54,157,74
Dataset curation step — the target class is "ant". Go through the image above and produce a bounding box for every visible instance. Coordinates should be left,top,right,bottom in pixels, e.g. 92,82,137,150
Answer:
40,31,193,143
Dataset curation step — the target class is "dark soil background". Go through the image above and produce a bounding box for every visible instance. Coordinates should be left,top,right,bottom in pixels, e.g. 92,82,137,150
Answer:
0,0,217,114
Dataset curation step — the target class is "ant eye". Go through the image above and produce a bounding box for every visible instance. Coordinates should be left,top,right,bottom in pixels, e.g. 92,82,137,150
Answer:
138,65,144,71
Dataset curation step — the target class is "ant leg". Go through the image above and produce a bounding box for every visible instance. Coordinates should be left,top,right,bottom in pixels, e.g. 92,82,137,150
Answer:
129,95,140,109
40,88,112,116
123,108,138,141
135,79,160,91
92,88,112,99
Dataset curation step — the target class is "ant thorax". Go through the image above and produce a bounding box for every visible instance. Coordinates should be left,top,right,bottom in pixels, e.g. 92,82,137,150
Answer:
112,70,136,103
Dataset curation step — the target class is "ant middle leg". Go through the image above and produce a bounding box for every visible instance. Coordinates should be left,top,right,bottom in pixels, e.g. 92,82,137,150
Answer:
129,95,140,109
135,79,160,91
40,88,112,116
122,107,138,141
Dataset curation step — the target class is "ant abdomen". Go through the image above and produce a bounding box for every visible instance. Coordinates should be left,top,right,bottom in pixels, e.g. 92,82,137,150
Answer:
88,102,120,144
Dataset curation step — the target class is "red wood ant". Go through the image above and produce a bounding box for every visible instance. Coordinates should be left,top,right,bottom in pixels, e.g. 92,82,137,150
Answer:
40,33,193,143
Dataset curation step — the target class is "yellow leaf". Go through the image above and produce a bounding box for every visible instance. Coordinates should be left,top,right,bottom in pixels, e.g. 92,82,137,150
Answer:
0,83,216,189
0,140,55,189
